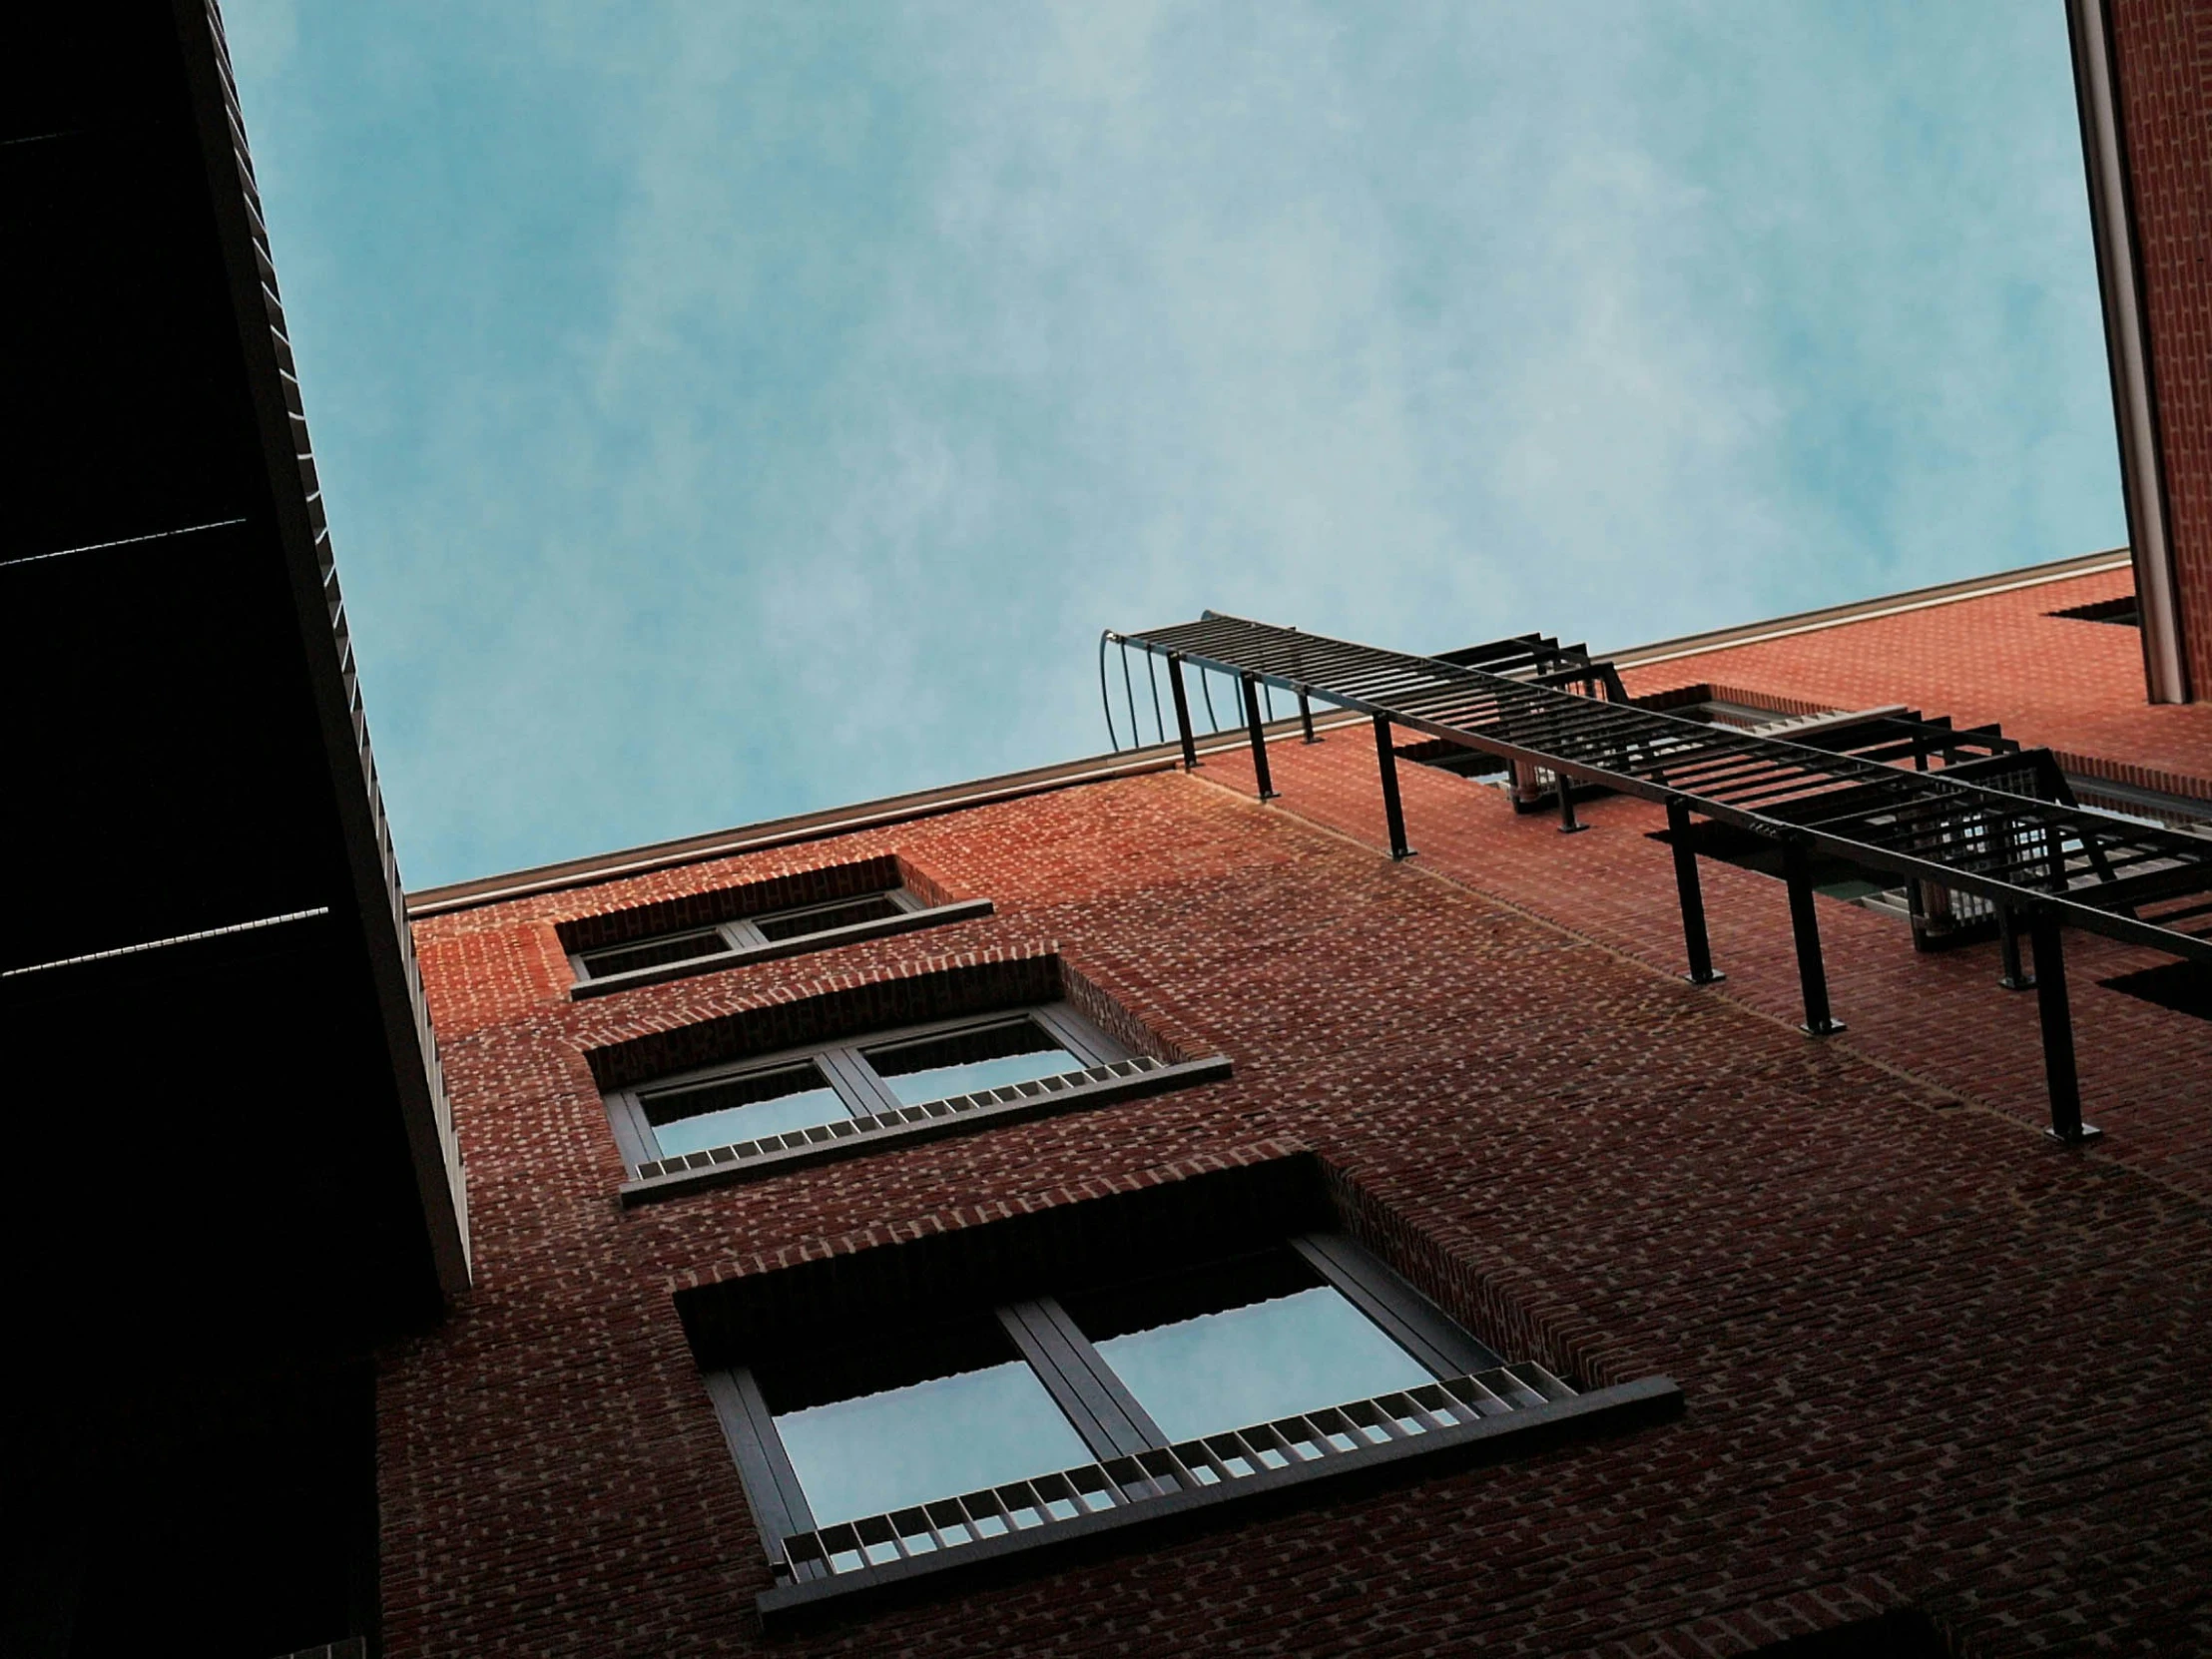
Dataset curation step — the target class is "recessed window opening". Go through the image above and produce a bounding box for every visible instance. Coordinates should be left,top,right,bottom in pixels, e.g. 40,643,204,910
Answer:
573,889,927,983
2099,959,2212,1023
561,863,1004,999
604,1002,1126,1172
707,1231,1515,1585
2048,594,2140,627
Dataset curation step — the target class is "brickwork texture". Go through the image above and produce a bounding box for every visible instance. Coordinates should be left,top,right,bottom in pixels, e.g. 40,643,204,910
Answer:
392,575,2212,1654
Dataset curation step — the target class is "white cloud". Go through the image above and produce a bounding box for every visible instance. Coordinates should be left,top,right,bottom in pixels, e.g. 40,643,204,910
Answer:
224,0,2122,883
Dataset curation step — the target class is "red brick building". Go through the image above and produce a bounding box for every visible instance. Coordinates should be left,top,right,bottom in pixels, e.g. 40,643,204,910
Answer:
10,7,2212,1659
382,554,2212,1657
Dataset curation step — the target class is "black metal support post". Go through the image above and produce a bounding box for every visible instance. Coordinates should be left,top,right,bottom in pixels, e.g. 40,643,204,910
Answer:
1784,839,1845,1035
1298,689,1317,743
1242,674,1278,800
1666,799,1725,985
1168,655,1199,770
1557,772,1585,833
1374,715,1412,859
2030,912,2101,1144
1996,904,2033,990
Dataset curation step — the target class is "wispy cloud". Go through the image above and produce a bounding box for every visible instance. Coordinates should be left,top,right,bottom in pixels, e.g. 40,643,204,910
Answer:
226,0,2120,884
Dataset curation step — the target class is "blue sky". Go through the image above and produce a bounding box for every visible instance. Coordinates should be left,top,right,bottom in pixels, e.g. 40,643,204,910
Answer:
224,1,2122,888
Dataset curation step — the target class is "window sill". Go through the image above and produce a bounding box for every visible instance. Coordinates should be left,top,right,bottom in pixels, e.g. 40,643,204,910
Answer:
619,1054,1233,1205
753,1371,1683,1630
570,897,995,999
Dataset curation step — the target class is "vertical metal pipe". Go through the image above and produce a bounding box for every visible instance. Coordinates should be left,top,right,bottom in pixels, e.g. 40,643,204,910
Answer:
1242,674,1277,800
1996,904,2033,990
2031,913,2099,1142
1374,715,1412,859
2067,0,2191,703
1298,690,1317,744
1784,840,1844,1035
1666,799,1723,984
1168,655,1199,770
1117,642,1138,753
1557,771,1585,833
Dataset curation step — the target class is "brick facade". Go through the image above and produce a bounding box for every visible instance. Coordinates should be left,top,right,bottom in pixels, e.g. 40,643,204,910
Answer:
1620,563,2212,800
393,597,2212,1653
2110,0,2212,692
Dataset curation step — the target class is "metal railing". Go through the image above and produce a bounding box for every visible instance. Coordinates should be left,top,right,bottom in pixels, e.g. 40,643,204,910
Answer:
1111,612,2212,964
779,1363,1573,1581
1105,611,2212,1142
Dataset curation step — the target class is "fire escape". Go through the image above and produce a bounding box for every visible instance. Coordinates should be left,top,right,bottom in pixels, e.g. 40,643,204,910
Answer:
1104,613,2212,1145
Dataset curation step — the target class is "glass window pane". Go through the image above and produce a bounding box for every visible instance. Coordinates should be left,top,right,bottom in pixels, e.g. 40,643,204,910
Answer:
764,1322,1091,1526
642,1063,848,1157
753,894,904,941
1071,1253,1435,1443
580,928,728,978
863,1019,1086,1106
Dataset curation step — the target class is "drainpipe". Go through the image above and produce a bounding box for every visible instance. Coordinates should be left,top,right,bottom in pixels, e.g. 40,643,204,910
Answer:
2066,0,2192,704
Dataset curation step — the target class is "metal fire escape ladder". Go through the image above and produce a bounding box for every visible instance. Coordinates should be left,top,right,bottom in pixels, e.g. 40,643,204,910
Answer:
1111,611,2212,1145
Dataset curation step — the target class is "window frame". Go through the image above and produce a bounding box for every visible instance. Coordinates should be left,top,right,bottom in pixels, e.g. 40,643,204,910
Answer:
705,1231,1504,1578
572,888,925,979
604,1000,1125,1173
567,887,998,999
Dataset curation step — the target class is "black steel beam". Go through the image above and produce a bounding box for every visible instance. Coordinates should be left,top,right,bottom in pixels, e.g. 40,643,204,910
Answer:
1783,840,1844,1036
1997,905,2034,990
1667,800,1724,985
2030,913,2100,1144
1374,716,1412,859
1168,655,1198,771
1242,674,1277,800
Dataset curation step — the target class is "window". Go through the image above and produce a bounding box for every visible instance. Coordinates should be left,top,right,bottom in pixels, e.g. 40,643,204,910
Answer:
2100,959,2212,1023
680,1152,1679,1621
574,890,919,979
558,857,998,999
569,885,998,996
707,1233,1615,1609
605,1002,1128,1173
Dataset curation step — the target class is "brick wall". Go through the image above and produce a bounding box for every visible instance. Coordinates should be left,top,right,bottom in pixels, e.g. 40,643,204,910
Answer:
388,733,2212,1656
1620,565,2212,799
2112,0,2212,692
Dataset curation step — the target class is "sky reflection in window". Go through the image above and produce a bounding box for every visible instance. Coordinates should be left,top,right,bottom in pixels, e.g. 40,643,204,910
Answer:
648,1065,848,1157
775,1359,1091,1525
866,1019,1086,1105
1090,1284,1433,1443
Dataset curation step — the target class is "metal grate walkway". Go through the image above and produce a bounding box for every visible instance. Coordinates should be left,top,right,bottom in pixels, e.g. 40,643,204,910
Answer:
1110,611,2212,1142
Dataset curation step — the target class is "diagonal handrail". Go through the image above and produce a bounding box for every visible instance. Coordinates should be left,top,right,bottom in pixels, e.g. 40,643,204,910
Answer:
1111,611,2212,965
